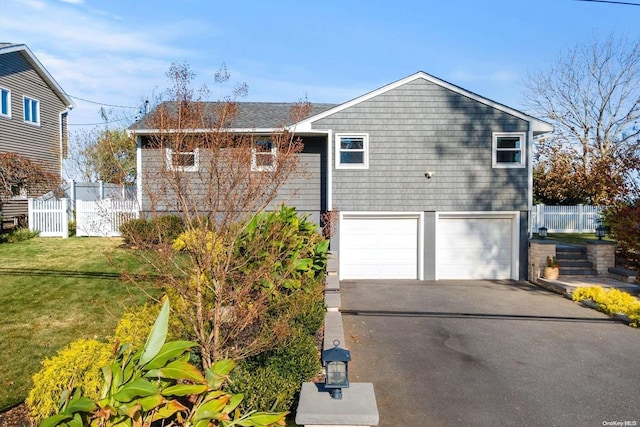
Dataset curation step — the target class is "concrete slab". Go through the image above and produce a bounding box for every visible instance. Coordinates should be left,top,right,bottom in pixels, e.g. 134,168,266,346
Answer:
537,276,640,297
295,382,379,427
326,275,340,292
325,292,341,311
323,311,345,350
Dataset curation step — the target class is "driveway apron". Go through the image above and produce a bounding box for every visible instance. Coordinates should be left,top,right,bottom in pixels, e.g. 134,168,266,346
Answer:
340,280,640,427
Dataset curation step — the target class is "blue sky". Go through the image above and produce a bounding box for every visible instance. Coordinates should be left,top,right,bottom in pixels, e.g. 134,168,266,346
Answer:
1,0,639,128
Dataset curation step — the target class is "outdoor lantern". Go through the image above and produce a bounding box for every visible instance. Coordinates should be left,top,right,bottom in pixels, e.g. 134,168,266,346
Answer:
538,226,548,239
596,224,606,240
322,340,351,400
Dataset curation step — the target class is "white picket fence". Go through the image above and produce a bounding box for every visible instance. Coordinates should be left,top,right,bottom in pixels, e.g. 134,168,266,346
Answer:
531,204,604,233
28,198,139,238
76,199,139,237
28,198,69,238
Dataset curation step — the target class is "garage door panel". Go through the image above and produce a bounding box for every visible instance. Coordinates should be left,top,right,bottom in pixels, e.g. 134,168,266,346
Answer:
437,216,515,280
341,216,419,280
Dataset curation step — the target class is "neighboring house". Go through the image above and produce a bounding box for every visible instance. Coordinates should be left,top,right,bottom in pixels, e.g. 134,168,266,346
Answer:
0,43,73,223
131,72,552,281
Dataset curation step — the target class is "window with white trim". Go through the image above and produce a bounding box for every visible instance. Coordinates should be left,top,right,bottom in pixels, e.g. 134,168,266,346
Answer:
492,132,525,168
166,147,199,172
0,88,10,118
336,133,369,169
252,137,277,172
23,96,40,125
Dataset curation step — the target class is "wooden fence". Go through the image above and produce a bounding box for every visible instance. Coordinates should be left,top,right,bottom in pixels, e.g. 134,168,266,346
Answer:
28,198,69,238
531,204,604,233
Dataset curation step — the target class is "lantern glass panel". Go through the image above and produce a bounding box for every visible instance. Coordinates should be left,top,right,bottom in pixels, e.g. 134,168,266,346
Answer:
326,361,348,387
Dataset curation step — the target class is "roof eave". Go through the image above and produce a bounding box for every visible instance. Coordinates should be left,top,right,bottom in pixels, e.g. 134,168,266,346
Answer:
531,121,554,136
294,71,553,134
0,44,75,109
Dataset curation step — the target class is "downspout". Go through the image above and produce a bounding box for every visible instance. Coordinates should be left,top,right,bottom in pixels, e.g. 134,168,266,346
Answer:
327,130,333,211
527,126,534,239
59,109,71,178
135,134,142,217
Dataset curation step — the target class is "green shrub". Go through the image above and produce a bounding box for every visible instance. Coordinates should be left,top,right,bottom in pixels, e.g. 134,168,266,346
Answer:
119,218,153,246
67,220,76,237
120,215,186,247
40,300,287,427
286,286,325,337
236,205,329,294
0,227,39,243
230,332,321,413
572,286,640,327
151,214,185,244
26,339,113,423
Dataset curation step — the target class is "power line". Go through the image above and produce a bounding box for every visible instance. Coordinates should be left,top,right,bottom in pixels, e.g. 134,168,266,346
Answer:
70,95,140,109
574,0,640,5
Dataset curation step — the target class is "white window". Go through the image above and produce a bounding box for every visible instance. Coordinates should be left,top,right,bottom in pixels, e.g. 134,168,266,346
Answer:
23,96,40,125
252,137,277,172
0,88,10,118
335,133,369,169
492,132,525,168
166,148,199,172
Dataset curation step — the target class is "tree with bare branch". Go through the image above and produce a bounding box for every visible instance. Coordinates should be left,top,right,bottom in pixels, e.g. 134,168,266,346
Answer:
130,63,325,368
526,33,640,204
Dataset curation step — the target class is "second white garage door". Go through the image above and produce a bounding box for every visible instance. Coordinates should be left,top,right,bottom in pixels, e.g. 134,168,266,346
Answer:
340,214,421,280
436,214,517,280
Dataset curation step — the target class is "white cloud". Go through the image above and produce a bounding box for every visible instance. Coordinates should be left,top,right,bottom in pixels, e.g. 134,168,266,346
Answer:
1,0,205,127
13,0,46,9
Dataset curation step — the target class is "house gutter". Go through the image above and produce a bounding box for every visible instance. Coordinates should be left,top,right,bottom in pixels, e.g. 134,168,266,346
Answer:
528,127,534,239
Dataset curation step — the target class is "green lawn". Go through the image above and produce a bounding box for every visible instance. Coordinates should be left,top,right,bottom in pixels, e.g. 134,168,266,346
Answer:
0,237,156,410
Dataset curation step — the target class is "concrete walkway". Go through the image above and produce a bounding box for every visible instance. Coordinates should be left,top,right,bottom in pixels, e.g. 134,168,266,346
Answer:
536,276,640,297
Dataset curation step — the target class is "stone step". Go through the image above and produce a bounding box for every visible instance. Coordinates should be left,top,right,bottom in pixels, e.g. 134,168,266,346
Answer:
560,267,598,276
558,260,594,268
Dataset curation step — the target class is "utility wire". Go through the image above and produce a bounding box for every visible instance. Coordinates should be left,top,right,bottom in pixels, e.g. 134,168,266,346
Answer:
70,95,140,109
574,0,640,5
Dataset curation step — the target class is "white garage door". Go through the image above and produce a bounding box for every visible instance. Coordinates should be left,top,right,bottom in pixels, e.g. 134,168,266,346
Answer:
437,215,516,280
340,214,420,280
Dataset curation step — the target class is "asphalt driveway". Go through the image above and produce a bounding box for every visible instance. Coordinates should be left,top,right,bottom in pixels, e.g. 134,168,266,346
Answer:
341,280,640,427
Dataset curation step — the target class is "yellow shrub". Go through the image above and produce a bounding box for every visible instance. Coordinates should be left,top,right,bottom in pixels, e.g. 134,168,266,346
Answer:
27,302,169,423
572,286,640,327
172,229,224,256
111,302,164,349
26,339,112,423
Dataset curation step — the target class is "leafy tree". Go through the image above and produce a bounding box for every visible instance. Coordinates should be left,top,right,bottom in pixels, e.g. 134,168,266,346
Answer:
66,127,136,185
526,34,640,205
83,129,136,185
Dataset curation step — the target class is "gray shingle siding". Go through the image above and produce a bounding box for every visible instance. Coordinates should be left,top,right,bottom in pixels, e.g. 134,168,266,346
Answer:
138,135,325,223
0,50,67,178
313,78,530,212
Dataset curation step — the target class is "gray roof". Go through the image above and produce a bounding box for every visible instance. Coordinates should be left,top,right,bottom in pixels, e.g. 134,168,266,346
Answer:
130,101,337,131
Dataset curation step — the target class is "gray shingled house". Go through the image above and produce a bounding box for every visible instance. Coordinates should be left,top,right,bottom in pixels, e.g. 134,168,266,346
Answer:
0,43,74,222
131,72,552,281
